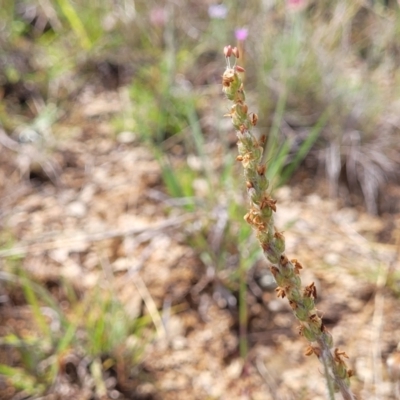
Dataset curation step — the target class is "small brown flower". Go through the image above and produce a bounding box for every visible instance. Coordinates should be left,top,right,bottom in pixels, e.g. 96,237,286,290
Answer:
304,282,317,299
250,113,258,126
309,313,320,324
289,300,297,310
259,195,277,211
334,348,349,364
239,124,247,134
275,286,286,298
304,345,321,357
291,259,303,275
270,266,279,278
280,255,289,266
257,164,266,175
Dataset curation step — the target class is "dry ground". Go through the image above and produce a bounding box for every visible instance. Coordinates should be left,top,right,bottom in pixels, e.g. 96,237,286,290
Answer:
0,87,399,400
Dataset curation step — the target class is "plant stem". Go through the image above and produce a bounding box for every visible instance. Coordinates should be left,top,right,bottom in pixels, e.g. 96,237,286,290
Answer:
222,45,356,400
238,256,248,358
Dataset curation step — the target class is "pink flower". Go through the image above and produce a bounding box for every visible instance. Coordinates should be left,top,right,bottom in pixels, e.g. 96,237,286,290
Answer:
286,0,307,11
149,7,166,27
235,28,248,42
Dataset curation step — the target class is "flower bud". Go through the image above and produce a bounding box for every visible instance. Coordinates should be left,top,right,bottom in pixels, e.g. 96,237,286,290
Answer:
302,326,316,342
236,103,248,119
233,86,246,103
265,249,279,264
274,232,285,254
336,362,348,380
250,113,258,126
232,46,240,58
224,45,232,57
222,69,241,101
294,306,308,321
302,297,315,311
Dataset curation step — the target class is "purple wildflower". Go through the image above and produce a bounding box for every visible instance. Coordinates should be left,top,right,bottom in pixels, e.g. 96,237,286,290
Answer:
208,4,228,19
235,28,248,42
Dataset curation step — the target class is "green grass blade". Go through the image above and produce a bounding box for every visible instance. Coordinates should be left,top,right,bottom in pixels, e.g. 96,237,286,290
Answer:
279,109,329,186
20,275,52,339
55,0,92,49
154,149,184,198
267,139,292,186
0,364,43,394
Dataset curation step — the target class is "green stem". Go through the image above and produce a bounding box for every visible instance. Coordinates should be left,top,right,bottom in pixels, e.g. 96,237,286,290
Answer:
320,347,336,400
238,257,248,358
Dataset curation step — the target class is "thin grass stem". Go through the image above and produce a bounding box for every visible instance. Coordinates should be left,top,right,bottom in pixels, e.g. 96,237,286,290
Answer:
238,256,248,358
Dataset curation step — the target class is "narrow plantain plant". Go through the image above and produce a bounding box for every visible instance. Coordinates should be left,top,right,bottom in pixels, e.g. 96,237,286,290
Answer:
222,45,355,400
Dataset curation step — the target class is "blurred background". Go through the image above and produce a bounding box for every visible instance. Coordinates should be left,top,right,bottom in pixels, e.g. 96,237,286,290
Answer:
0,0,400,399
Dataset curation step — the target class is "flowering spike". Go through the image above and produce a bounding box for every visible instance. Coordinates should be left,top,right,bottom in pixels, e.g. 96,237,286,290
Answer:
221,45,356,400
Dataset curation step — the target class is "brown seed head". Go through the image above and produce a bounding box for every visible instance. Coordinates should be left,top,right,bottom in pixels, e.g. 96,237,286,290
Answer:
289,300,297,310
257,164,266,175
304,345,322,358
275,287,286,298
250,113,258,126
304,345,315,356
309,313,320,323
291,259,303,275
304,282,317,299
270,266,279,277
244,212,252,224
280,254,289,266
334,348,349,364
259,195,277,211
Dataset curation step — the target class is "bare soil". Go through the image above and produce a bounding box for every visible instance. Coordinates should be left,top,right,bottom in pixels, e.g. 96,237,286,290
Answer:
0,86,399,400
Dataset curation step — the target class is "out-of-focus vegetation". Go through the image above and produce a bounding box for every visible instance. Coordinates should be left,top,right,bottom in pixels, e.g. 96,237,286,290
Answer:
1,1,399,211
1,0,400,398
